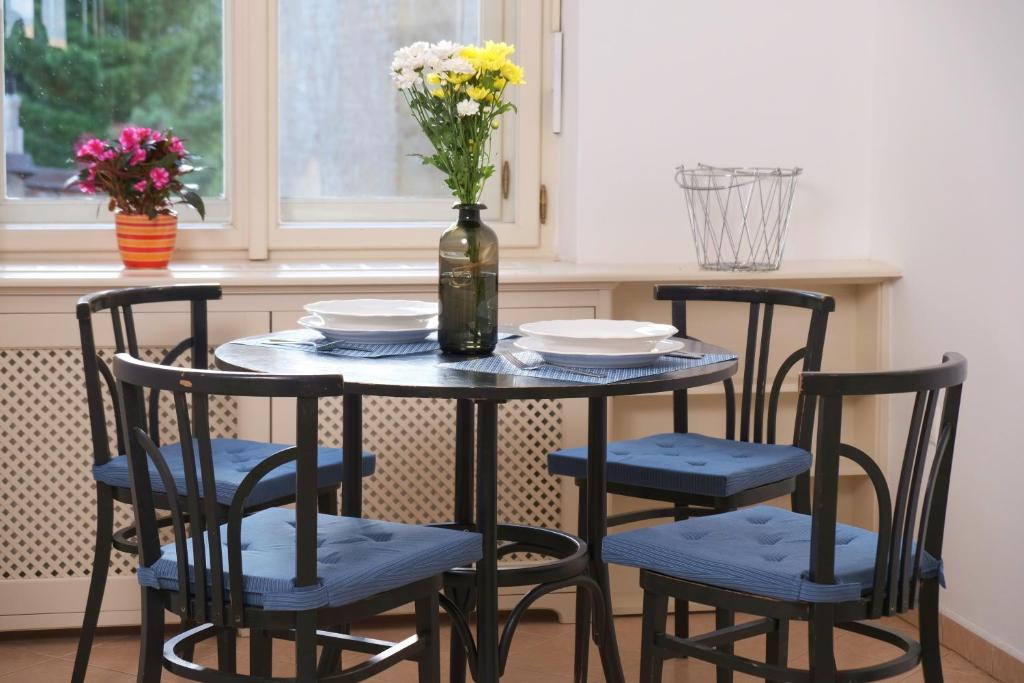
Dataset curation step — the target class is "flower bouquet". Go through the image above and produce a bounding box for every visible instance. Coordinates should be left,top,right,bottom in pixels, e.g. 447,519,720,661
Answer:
71,127,205,269
391,40,524,354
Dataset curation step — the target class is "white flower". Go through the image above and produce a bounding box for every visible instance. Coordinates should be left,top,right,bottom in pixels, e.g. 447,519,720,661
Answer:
456,99,480,117
392,68,421,90
444,56,475,74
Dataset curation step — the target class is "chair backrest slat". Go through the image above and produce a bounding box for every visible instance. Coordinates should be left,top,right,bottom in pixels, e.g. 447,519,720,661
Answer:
113,353,344,628
739,303,761,442
172,391,209,623
655,285,835,449
77,284,222,465
752,303,774,443
800,353,966,616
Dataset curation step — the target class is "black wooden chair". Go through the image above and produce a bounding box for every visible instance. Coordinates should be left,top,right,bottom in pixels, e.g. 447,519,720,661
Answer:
605,352,967,683
72,284,376,683
546,285,834,679
113,353,482,682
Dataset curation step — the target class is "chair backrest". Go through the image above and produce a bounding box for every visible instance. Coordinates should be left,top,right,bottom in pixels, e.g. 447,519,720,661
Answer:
655,285,835,449
112,352,345,627
76,284,221,466
800,353,967,617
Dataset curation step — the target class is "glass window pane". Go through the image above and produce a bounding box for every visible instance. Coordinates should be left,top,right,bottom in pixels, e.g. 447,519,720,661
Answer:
3,0,224,200
278,1,480,202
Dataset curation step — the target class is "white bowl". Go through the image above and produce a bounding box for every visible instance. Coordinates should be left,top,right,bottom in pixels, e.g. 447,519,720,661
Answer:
303,299,438,330
518,319,678,353
514,336,686,369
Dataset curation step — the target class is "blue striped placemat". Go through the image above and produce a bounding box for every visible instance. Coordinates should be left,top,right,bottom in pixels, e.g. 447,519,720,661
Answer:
442,351,736,384
232,330,519,359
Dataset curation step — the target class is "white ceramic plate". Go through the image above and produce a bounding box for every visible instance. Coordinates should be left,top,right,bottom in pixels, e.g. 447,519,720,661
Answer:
518,319,678,353
298,315,436,344
514,336,686,369
303,299,438,330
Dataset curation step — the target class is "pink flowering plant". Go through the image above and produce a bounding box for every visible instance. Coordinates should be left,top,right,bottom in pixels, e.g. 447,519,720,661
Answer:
69,126,205,220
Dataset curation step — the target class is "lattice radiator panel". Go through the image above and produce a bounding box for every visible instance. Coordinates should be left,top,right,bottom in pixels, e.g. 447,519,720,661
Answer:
318,397,563,530
0,348,564,582
0,347,237,580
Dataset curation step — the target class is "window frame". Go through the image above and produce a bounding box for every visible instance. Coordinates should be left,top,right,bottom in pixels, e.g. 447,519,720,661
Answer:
0,0,549,259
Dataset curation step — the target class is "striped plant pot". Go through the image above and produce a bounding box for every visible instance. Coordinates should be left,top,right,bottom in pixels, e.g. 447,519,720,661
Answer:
114,213,178,269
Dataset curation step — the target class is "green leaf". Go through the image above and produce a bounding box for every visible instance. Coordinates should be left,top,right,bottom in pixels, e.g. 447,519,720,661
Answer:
180,189,206,220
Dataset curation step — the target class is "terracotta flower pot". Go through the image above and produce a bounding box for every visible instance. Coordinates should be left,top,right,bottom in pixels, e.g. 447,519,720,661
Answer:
115,213,178,269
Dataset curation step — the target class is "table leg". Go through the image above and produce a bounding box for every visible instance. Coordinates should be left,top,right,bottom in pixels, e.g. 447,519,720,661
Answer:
476,400,499,682
449,399,476,683
587,397,625,683
342,393,363,518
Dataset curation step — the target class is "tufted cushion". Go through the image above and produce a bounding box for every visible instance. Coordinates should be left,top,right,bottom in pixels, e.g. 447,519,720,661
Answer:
604,506,942,603
547,432,811,497
136,508,482,610
92,438,375,508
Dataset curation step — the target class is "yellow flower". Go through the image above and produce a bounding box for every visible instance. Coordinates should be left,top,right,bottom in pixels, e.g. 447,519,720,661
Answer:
425,72,442,86
466,86,490,101
431,87,446,99
447,71,473,85
493,76,507,89
491,119,500,129
500,61,525,85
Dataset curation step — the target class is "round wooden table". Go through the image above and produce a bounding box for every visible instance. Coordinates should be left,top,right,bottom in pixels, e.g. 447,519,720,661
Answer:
216,336,737,683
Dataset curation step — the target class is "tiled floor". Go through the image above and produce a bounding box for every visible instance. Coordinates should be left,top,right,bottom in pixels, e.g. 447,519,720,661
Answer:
0,612,995,682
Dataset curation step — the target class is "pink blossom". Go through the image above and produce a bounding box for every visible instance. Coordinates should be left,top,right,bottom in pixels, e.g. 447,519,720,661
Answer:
76,138,106,160
119,126,152,150
149,167,171,190
133,180,148,192
169,136,186,157
151,130,164,142
129,147,147,165
79,180,98,194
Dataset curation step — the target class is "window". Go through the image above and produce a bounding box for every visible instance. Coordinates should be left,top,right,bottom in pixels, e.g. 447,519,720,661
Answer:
1,0,226,225
0,0,546,257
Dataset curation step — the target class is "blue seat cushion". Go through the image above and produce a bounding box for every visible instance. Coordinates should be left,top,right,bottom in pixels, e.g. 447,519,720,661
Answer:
137,508,482,610
603,506,942,603
548,432,811,497
92,438,375,508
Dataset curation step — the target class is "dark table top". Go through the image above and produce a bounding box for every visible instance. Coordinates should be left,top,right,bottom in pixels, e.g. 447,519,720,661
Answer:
214,335,737,401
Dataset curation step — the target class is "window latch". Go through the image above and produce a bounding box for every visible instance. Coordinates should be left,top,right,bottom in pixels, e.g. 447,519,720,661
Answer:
501,161,510,200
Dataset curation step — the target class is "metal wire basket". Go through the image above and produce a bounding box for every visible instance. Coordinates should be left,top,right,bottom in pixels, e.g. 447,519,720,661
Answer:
676,164,802,271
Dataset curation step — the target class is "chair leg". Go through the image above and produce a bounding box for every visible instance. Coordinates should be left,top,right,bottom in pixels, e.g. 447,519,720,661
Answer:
573,479,590,683
72,486,115,683
217,628,237,674
445,584,475,683
920,578,944,682
416,592,441,683
639,588,668,683
715,608,735,683
318,489,338,515
672,508,689,647
137,588,165,683
295,611,318,683
808,604,836,683
791,472,811,514
766,618,789,683
250,629,273,677
317,623,348,676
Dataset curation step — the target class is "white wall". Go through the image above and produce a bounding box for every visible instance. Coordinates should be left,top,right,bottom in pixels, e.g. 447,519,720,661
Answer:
869,0,1024,659
560,0,1024,660
558,0,876,264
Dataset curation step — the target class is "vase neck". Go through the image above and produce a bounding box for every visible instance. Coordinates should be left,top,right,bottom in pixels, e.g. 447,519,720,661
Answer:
455,203,486,224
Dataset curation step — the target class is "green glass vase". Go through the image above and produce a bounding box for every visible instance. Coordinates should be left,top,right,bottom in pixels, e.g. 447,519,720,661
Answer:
438,203,499,355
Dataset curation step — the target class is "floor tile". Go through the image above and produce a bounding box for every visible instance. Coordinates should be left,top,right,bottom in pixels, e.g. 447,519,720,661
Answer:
4,611,1000,682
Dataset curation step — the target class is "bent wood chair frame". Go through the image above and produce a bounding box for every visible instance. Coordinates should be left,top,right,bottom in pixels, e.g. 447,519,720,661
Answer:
114,354,446,682
636,353,967,683
571,285,835,680
72,284,340,683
